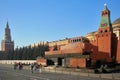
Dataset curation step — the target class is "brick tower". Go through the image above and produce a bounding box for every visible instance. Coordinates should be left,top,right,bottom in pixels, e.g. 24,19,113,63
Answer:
95,4,114,61
1,21,14,51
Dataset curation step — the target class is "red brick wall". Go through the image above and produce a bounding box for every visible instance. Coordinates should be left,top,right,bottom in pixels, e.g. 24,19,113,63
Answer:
96,33,112,56
46,42,85,55
90,32,112,62
70,58,86,68
36,57,47,66
117,38,120,63
86,31,113,64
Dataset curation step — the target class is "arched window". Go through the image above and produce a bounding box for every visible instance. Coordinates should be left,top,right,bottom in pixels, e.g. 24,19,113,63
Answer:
105,12,108,15
105,30,108,32
100,30,103,33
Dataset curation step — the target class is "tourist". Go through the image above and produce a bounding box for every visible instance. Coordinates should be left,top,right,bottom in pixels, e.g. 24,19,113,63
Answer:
14,62,17,70
30,63,34,73
39,63,42,73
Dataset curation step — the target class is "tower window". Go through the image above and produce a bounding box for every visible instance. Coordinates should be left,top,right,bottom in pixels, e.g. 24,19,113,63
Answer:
100,30,103,33
105,30,108,32
105,12,108,15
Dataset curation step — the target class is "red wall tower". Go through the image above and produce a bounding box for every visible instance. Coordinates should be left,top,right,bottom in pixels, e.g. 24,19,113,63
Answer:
95,4,114,62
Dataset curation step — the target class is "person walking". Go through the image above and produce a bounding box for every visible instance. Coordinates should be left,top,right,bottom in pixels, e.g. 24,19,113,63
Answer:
30,63,34,73
14,62,17,70
39,64,42,73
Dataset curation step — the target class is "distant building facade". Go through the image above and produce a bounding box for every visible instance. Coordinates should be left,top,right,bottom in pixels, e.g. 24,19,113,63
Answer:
1,22,14,51
44,4,120,68
112,18,120,37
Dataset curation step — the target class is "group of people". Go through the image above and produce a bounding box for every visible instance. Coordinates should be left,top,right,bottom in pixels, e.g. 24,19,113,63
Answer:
30,62,42,73
13,62,42,73
14,62,23,70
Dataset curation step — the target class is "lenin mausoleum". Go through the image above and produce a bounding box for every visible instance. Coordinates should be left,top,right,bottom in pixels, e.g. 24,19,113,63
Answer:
40,4,120,68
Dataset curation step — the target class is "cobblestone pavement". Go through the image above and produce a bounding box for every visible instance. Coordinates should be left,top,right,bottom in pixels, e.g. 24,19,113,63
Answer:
0,64,119,80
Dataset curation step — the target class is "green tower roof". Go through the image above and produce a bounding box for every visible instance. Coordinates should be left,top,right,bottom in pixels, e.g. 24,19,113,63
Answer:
99,4,111,28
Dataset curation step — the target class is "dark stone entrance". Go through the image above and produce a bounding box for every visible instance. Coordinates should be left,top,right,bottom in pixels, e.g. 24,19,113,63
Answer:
58,58,63,66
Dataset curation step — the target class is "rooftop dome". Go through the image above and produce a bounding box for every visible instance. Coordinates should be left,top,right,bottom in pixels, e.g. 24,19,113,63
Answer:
113,18,120,25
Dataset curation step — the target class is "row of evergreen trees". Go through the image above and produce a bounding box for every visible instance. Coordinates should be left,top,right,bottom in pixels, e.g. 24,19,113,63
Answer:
0,44,49,60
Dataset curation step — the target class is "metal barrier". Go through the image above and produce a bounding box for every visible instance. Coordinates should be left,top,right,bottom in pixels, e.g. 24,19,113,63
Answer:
0,60,36,64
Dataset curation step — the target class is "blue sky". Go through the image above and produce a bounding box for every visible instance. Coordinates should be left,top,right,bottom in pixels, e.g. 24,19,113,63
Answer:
0,0,120,49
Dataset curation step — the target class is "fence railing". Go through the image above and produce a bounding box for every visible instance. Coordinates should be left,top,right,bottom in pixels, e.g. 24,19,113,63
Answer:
0,60,36,64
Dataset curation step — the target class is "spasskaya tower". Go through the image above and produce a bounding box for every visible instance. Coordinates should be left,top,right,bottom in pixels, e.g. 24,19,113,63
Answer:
1,21,14,51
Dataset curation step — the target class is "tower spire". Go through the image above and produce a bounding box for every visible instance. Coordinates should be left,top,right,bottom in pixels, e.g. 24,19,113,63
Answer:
104,3,108,10
6,21,9,28
4,21,11,41
98,4,112,32
1,21,14,51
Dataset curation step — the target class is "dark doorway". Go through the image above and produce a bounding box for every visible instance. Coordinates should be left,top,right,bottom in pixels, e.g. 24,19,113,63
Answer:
58,58,62,66
47,59,54,65
86,58,91,67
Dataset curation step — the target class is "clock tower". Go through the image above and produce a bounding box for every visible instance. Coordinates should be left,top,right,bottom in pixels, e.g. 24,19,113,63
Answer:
1,21,14,52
